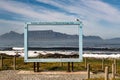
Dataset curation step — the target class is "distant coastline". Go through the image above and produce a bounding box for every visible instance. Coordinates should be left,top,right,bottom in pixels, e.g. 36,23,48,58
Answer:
1,47,120,51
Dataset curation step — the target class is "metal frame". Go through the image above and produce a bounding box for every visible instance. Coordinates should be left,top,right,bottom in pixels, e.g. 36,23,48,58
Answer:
24,21,83,62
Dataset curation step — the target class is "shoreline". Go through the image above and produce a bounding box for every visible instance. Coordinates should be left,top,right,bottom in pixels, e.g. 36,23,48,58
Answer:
1,47,120,51
0,50,120,58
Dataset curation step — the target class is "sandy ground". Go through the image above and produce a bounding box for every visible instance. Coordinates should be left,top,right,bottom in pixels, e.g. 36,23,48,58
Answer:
0,70,114,80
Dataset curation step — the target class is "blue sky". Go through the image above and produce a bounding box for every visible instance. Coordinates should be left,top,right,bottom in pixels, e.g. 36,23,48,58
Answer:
0,0,120,39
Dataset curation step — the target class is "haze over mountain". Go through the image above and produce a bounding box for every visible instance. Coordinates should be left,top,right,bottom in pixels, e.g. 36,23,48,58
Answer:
0,31,23,40
0,30,104,41
0,30,120,48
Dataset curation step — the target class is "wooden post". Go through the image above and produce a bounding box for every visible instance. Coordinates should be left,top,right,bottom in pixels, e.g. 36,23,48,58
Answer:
105,66,109,80
87,64,90,79
67,62,70,72
112,64,115,79
33,62,36,72
114,59,117,74
0,56,3,70
37,62,39,72
61,62,63,67
102,58,104,71
71,62,74,72
13,55,16,70
85,58,87,69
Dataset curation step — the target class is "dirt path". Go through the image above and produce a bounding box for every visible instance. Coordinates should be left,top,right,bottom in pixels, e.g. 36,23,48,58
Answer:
0,70,115,80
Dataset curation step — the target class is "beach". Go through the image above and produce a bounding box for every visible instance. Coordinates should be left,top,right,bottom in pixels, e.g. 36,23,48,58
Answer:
1,50,120,58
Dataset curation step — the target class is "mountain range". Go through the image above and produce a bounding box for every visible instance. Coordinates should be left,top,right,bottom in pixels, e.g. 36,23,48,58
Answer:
0,30,120,48
0,30,104,41
0,30,119,41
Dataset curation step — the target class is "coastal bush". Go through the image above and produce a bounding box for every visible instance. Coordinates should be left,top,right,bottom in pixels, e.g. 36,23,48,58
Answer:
1,56,120,75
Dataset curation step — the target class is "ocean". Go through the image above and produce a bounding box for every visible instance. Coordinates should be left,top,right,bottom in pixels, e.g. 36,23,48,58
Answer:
0,40,120,58
0,39,120,50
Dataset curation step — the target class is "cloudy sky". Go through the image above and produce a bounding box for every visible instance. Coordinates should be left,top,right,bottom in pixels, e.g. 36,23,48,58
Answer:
0,0,120,39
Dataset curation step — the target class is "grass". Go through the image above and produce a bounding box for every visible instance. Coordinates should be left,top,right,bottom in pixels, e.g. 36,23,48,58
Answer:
0,56,120,72
86,78,120,80
0,54,86,71
86,77,104,80
1,55,120,80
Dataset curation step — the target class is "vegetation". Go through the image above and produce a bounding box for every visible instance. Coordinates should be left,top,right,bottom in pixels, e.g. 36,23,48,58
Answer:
1,55,120,79
86,77,120,80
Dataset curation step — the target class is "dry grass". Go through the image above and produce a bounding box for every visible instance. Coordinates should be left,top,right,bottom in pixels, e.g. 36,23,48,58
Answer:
1,56,120,72
86,78,120,80
1,55,120,80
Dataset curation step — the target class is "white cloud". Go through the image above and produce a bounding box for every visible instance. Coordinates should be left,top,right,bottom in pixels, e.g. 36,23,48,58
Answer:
0,0,120,39
0,19,23,35
37,0,120,24
0,0,76,21
82,0,120,24
83,20,120,39
36,0,120,38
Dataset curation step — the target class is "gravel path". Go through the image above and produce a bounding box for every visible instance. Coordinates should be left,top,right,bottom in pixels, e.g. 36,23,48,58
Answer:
0,70,113,80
